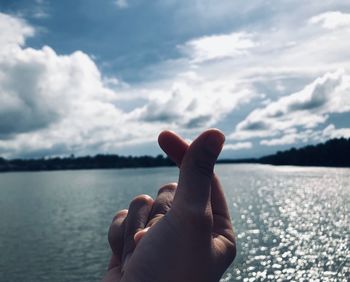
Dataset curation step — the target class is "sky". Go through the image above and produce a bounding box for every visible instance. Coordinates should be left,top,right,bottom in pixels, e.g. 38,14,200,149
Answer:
0,0,350,159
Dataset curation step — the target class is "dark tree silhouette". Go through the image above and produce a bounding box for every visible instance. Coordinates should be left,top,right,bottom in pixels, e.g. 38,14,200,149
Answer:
259,137,350,167
0,154,175,172
0,137,349,172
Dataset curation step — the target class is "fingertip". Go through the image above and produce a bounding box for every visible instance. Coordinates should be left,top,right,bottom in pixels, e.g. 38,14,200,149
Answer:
203,129,225,157
134,227,150,245
158,130,179,149
158,130,176,146
157,182,177,195
203,128,225,144
174,129,225,212
158,129,175,139
114,209,128,219
158,130,188,167
130,194,154,207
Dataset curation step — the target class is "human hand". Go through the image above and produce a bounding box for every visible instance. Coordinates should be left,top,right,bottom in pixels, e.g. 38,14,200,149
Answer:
103,129,236,282
102,195,154,282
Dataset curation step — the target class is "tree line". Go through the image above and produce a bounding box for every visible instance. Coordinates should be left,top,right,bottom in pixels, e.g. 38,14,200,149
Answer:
0,154,175,172
0,137,349,172
258,137,350,167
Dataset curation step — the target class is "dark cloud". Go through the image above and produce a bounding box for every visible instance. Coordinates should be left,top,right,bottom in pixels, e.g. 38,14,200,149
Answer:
0,56,61,138
185,114,211,128
141,106,182,123
242,120,269,131
287,76,340,112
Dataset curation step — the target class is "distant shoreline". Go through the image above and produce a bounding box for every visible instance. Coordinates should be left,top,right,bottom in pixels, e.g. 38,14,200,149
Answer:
1,137,349,172
0,160,349,174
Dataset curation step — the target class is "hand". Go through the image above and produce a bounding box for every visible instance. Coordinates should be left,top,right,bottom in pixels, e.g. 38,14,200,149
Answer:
103,129,236,282
102,195,154,282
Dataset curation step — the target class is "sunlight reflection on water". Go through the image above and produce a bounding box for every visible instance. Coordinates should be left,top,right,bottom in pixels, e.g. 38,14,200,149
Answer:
220,164,349,281
0,165,349,281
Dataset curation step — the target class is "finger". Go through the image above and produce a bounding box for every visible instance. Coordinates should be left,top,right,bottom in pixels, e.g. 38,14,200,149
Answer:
158,130,231,222
174,129,225,214
108,254,120,271
122,194,153,268
211,176,230,218
134,227,150,245
108,209,128,267
158,130,188,167
102,266,123,282
211,175,235,242
147,183,177,227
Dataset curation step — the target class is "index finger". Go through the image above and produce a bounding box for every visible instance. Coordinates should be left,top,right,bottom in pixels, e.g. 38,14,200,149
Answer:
158,130,231,220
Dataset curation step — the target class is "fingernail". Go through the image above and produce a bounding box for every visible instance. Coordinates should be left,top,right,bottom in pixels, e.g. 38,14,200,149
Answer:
204,130,225,157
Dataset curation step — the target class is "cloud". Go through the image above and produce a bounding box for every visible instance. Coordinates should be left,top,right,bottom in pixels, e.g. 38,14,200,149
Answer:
0,12,257,157
322,124,350,139
231,70,350,141
309,11,350,29
129,78,256,129
224,142,252,151
260,132,299,146
115,0,128,9
0,13,34,55
179,32,256,63
0,13,147,157
2,2,350,157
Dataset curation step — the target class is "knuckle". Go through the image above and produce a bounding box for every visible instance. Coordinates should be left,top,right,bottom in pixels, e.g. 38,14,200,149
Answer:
108,220,124,246
129,194,153,209
158,183,177,195
147,213,164,227
113,209,128,221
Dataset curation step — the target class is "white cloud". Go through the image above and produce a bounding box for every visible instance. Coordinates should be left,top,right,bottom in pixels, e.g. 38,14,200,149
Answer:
260,135,297,147
0,13,152,157
0,12,256,157
129,78,256,129
230,70,350,141
0,13,34,55
179,32,256,63
2,2,350,157
309,11,350,29
224,142,252,151
115,0,128,9
322,124,350,139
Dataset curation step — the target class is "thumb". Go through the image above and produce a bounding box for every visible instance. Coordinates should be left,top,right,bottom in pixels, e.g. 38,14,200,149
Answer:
173,129,225,214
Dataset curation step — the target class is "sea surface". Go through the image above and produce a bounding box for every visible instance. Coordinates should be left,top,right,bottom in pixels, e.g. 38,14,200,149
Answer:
0,164,349,281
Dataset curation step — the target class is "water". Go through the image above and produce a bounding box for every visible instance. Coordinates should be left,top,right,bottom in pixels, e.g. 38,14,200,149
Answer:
0,164,349,281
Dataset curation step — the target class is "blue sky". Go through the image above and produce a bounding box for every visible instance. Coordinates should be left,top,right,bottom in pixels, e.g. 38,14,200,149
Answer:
0,0,350,159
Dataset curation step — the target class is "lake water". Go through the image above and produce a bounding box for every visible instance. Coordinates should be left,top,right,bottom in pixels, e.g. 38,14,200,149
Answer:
0,164,349,281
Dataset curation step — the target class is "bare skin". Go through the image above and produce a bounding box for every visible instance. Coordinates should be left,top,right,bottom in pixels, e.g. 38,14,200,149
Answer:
103,129,236,282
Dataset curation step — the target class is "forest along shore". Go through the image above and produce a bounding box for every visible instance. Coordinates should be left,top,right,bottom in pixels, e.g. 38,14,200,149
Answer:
0,137,349,172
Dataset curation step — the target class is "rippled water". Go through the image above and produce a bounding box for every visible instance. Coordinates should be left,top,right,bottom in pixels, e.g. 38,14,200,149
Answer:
0,164,349,281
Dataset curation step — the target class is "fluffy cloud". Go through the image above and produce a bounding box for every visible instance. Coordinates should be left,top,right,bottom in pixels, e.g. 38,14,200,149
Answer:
0,12,254,157
231,70,350,142
2,3,350,158
179,32,256,63
0,47,117,137
322,124,350,139
224,142,252,151
0,13,148,157
129,78,255,129
0,13,34,55
309,11,350,29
